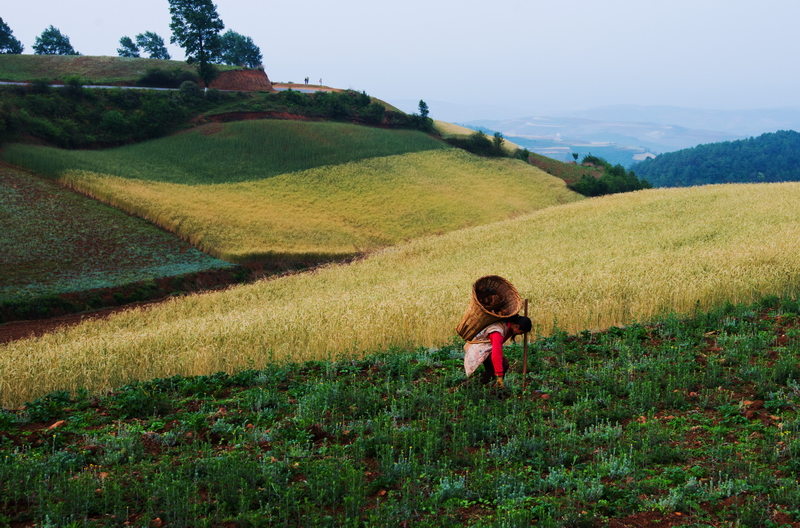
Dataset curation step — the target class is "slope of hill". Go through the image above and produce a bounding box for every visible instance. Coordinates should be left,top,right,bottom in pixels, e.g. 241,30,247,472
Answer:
3,120,450,184
58,149,581,262
526,152,601,185
0,54,238,85
3,119,581,262
0,163,238,321
5,181,800,406
632,130,800,187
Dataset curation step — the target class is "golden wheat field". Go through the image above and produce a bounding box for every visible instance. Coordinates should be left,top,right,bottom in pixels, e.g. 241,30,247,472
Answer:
60,149,578,262
4,182,800,406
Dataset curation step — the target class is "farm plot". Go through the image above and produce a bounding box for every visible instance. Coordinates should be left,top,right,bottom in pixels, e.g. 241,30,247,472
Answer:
2,120,452,185
5,182,800,407
0,164,236,315
2,299,800,526
57,149,581,262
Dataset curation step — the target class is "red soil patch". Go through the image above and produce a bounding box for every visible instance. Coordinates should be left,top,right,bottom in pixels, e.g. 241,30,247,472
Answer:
209,69,275,92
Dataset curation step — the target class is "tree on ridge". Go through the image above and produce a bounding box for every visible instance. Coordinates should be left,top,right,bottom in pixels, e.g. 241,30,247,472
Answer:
168,0,224,87
0,18,24,54
33,26,80,55
117,36,140,57
136,31,171,60
217,30,262,68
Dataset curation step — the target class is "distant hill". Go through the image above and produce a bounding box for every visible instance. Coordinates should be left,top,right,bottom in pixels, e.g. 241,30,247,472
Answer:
631,130,800,187
556,105,800,138
462,116,742,168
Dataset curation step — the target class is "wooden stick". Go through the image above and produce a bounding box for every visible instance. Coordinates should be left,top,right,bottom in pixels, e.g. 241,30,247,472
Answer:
522,298,529,390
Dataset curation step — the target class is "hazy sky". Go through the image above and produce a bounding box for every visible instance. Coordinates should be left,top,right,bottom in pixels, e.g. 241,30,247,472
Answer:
4,0,799,118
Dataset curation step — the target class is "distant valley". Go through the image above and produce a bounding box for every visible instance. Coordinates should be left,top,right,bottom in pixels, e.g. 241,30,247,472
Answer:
390,100,800,168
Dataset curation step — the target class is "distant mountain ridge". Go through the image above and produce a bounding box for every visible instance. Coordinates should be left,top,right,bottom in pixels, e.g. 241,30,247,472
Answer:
631,130,800,187
466,115,743,152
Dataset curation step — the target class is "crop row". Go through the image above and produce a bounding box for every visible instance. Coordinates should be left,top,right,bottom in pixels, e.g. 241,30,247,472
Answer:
2,298,800,526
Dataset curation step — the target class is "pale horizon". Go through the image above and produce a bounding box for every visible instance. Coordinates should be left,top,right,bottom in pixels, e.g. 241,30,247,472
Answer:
4,0,799,119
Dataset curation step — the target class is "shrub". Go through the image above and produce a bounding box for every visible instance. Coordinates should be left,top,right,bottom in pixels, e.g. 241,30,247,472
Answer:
136,68,198,89
359,102,385,124
178,80,202,102
446,130,501,157
568,155,652,197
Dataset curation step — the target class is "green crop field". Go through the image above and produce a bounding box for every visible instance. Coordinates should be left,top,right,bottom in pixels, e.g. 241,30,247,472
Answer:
2,298,800,526
2,120,452,185
0,163,235,311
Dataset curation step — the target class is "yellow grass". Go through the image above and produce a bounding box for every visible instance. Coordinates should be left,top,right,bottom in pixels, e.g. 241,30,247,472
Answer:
60,149,580,262
433,120,475,137
4,182,800,406
433,119,521,152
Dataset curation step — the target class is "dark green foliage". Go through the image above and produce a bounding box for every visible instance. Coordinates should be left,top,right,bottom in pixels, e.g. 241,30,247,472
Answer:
568,154,652,196
514,147,532,161
1,82,430,150
359,101,386,124
136,67,198,88
492,131,504,151
24,390,72,422
274,89,421,129
0,82,224,147
178,80,203,102
0,17,24,54
117,36,140,58
446,130,505,157
32,25,79,56
632,130,800,187
136,31,171,60
217,29,262,68
418,99,429,118
169,0,225,86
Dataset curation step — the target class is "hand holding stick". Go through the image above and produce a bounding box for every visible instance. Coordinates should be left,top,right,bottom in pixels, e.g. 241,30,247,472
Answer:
522,299,529,390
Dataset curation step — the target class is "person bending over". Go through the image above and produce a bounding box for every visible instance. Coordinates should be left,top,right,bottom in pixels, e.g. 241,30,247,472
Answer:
463,315,532,387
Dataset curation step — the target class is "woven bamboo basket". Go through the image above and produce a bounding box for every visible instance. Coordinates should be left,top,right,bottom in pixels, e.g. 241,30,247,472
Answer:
455,275,523,341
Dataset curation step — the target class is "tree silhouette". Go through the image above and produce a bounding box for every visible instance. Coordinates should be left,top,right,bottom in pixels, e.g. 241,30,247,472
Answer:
0,18,24,54
169,0,224,86
33,26,79,55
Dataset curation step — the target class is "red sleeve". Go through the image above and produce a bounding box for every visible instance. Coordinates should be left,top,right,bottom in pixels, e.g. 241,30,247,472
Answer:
490,331,504,376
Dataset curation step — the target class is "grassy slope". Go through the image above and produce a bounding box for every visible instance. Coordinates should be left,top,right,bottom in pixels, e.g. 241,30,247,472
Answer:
527,152,602,185
433,119,522,154
0,54,238,84
4,119,581,262
59,150,580,262
3,299,800,526
4,182,800,406
3,120,452,184
0,163,234,304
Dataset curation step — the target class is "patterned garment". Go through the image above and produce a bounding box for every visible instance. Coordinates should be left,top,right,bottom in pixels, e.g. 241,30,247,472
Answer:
463,321,510,377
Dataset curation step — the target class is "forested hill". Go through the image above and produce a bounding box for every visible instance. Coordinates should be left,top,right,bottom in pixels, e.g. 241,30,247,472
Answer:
632,130,800,187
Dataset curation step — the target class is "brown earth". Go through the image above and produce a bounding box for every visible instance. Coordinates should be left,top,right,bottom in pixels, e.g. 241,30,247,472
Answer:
208,69,275,92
